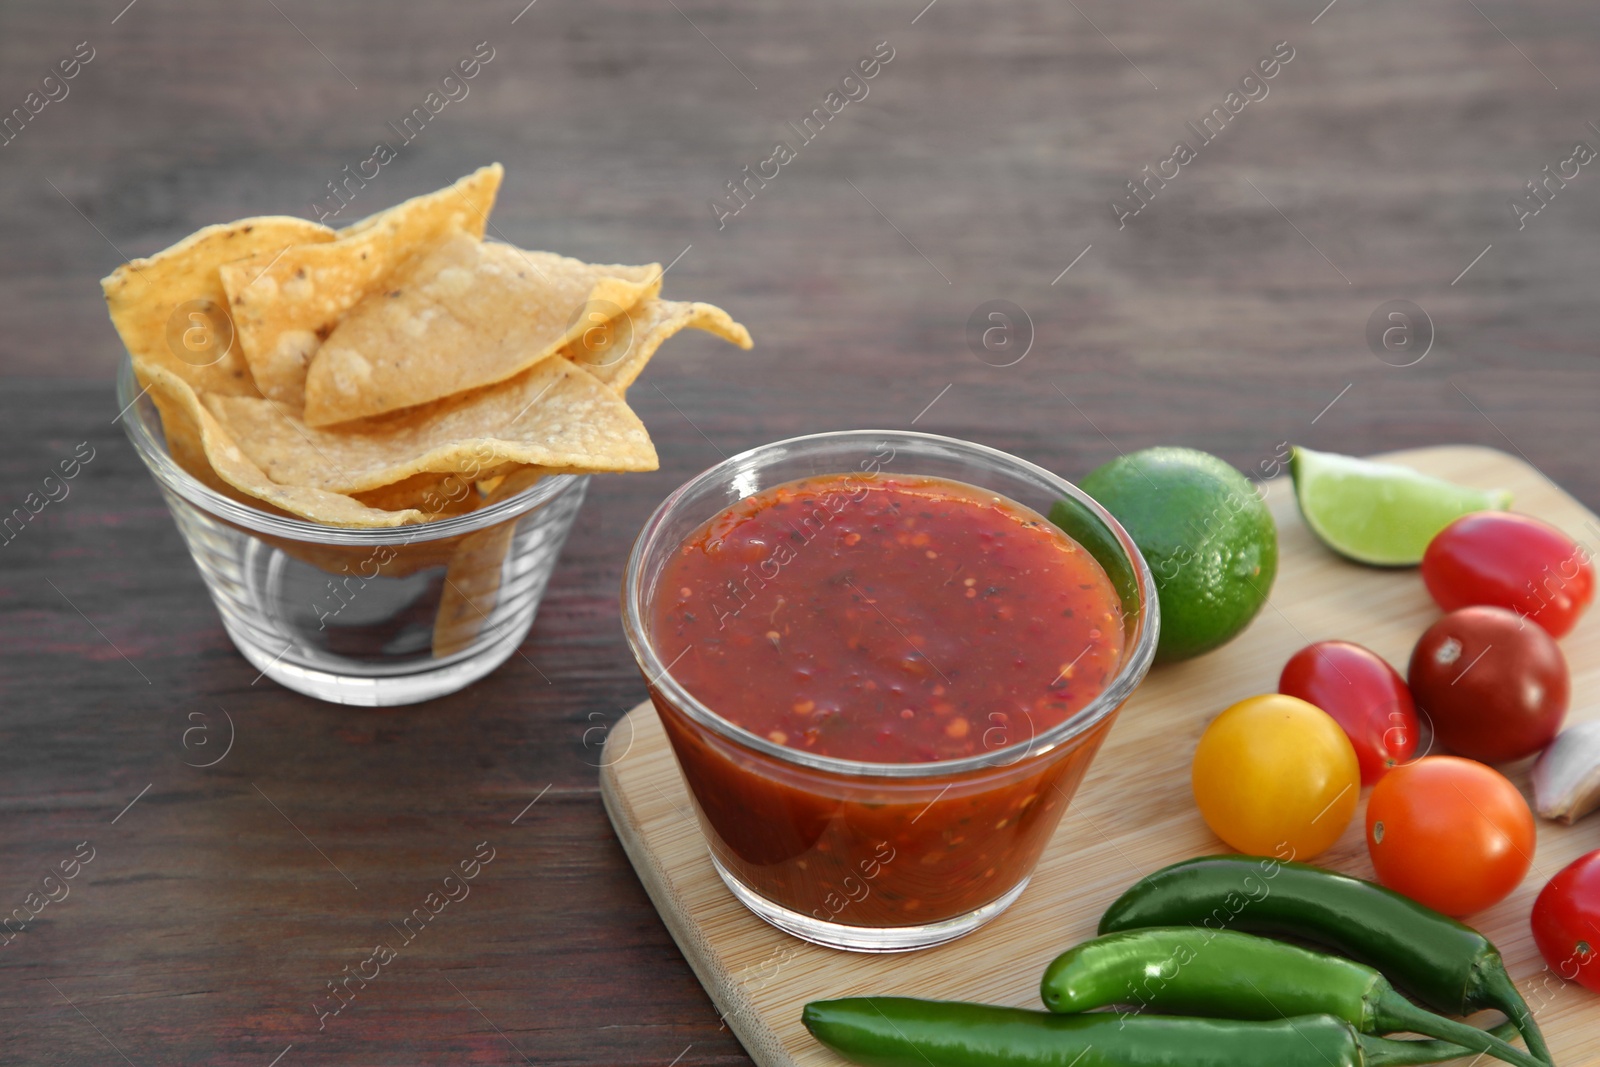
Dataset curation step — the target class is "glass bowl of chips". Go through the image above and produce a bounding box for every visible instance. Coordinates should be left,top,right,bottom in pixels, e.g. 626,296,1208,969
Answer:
102,165,752,705
118,353,590,705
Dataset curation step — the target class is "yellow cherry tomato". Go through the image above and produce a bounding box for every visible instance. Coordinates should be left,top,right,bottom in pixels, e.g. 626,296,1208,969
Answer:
1191,693,1360,860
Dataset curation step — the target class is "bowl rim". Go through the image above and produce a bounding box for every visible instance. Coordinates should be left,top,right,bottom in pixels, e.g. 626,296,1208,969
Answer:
620,428,1160,779
116,353,585,546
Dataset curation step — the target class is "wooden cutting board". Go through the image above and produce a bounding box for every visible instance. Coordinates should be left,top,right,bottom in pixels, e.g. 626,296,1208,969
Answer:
600,445,1600,1067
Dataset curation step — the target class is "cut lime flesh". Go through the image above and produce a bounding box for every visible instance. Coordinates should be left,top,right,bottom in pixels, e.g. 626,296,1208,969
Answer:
1290,447,1512,566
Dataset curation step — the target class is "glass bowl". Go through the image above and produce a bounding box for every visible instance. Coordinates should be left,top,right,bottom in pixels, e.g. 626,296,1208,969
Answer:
117,355,588,706
622,430,1158,951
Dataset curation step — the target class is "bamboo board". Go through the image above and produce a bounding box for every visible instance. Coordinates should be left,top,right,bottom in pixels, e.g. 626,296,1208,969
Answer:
600,446,1600,1067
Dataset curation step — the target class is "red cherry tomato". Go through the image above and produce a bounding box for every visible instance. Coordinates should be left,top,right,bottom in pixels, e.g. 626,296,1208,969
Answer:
1279,641,1417,784
1423,512,1594,638
1408,606,1568,763
1366,757,1534,916
1533,850,1600,993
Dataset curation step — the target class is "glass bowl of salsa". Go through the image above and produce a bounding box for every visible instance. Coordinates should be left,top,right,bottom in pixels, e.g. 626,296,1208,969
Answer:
622,430,1158,951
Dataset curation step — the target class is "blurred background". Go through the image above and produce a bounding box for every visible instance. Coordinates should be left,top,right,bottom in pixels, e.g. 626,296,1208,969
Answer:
2,0,1597,1063
7,0,1598,477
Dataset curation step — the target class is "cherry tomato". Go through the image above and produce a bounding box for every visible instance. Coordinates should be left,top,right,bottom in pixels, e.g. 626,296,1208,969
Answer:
1532,850,1600,993
1423,512,1594,638
1280,641,1417,784
1408,606,1568,763
1192,694,1360,860
1366,756,1534,916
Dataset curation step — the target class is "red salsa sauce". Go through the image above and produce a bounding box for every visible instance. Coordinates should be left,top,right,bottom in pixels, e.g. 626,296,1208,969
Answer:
653,474,1124,760
647,472,1128,927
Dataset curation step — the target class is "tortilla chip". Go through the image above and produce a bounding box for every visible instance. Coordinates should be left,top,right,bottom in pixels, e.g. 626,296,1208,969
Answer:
301,233,661,426
430,463,582,657
201,358,657,495
474,474,508,496
477,464,588,509
218,164,503,407
103,217,336,397
432,523,517,658
351,472,484,517
144,378,281,517
567,299,752,394
349,463,526,516
137,361,426,527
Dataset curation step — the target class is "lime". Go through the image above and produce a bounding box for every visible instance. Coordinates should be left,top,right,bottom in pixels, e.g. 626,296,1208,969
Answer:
1289,447,1512,566
1078,447,1277,665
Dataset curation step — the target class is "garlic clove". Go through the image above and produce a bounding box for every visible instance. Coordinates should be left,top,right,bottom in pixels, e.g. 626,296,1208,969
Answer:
1531,720,1600,824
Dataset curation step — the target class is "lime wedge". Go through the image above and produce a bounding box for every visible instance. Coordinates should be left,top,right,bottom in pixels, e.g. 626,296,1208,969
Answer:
1290,447,1512,566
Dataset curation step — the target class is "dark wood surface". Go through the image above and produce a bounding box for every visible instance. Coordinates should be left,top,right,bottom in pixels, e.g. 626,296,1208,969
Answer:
3,0,1599,1062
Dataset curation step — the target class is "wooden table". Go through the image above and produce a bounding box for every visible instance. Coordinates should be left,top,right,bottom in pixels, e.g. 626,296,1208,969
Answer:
2,0,1598,1063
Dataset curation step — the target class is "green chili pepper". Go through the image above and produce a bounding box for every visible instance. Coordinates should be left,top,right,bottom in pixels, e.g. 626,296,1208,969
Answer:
1097,855,1551,1065
803,998,1510,1067
1040,928,1540,1067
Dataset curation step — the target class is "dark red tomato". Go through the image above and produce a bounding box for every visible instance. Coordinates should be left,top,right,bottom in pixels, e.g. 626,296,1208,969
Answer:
1280,641,1417,784
1532,850,1600,993
1423,512,1594,638
1409,606,1568,763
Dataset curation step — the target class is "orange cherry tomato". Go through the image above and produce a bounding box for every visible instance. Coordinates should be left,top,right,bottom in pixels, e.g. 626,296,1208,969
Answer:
1366,756,1534,916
